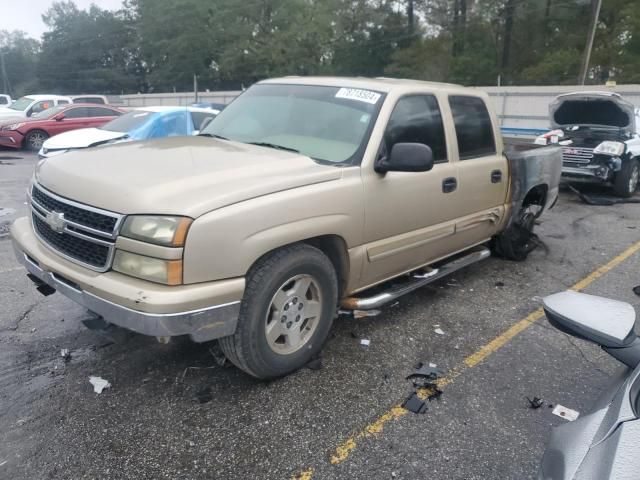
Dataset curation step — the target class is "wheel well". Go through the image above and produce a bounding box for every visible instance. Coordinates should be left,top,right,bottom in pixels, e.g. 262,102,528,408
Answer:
522,184,548,209
302,235,349,297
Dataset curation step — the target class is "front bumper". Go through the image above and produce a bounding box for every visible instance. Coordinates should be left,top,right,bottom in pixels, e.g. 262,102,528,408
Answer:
0,131,22,148
11,216,245,342
561,165,610,183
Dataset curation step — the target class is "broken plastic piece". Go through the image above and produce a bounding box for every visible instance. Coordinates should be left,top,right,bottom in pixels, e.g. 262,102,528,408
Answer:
552,404,580,421
527,396,544,409
407,363,443,382
434,328,445,335
360,338,370,347
402,392,428,414
89,376,111,394
60,349,71,361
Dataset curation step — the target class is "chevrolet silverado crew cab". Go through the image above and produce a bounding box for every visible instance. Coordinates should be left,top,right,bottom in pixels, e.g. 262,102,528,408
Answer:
11,77,561,379
535,91,640,197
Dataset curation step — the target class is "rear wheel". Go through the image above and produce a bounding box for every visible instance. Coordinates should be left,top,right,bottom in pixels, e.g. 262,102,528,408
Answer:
24,130,48,152
613,159,639,198
491,205,540,261
219,244,338,379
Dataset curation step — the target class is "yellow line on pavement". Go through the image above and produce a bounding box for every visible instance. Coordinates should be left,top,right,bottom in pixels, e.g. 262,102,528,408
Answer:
294,239,640,477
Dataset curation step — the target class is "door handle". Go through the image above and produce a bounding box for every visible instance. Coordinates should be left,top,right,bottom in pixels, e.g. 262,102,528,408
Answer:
491,170,502,183
442,177,457,193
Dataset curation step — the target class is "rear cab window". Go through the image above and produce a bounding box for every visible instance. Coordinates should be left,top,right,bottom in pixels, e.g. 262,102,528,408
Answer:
383,94,448,163
448,95,496,160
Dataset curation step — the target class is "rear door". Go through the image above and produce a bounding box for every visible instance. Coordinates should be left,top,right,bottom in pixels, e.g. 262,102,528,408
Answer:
360,94,461,287
86,106,121,127
448,95,508,244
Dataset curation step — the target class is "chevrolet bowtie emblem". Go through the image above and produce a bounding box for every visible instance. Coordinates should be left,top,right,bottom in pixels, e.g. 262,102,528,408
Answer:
46,211,66,233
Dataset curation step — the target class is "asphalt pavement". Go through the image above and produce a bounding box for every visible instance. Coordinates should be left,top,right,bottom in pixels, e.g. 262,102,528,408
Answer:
1,148,639,480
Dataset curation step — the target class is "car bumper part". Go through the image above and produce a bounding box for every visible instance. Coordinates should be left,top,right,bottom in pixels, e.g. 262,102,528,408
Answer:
0,132,22,148
561,165,610,183
11,216,244,342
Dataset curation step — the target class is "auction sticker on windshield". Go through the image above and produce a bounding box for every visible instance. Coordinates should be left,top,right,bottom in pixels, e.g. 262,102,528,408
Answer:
335,88,381,105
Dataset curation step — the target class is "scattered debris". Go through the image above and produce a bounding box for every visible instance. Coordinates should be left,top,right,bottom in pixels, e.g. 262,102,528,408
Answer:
402,392,428,414
526,396,544,409
633,285,640,297
495,281,505,287
568,185,640,206
89,376,111,394
0,460,6,467
353,309,381,319
30,327,36,333
360,338,370,347
195,386,213,404
552,404,580,421
0,207,16,217
434,327,445,335
389,301,400,308
60,349,71,362
209,346,227,367
305,355,323,370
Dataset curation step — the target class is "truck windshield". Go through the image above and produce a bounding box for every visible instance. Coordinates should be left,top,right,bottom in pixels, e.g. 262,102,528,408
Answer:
9,97,33,111
201,84,384,164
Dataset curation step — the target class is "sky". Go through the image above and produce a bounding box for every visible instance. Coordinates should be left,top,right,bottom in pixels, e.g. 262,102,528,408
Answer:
0,0,124,40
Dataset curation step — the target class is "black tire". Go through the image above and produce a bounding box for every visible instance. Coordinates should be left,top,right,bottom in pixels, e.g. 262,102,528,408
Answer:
491,206,539,261
219,244,338,379
24,130,49,152
613,159,639,198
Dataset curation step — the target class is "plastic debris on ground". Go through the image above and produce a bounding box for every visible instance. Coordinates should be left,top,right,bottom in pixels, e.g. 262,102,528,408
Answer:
526,396,544,409
402,392,428,414
434,327,445,335
552,404,580,421
402,362,444,414
0,460,7,467
568,185,640,206
60,349,71,362
360,338,370,347
89,376,111,394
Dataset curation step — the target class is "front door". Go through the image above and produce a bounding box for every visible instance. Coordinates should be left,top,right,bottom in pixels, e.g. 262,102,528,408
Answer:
360,94,461,288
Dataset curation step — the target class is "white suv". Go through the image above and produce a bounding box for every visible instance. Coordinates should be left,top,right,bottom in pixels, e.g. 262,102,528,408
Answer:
0,95,73,118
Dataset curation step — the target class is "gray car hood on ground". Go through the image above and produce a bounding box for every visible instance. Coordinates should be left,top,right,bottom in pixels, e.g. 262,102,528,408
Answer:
549,91,637,134
35,136,342,218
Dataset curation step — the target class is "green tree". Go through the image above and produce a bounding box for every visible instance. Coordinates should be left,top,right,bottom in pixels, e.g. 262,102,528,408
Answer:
0,30,40,97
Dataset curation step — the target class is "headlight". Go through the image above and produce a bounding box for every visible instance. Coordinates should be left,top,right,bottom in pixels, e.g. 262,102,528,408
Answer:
120,216,192,246
113,250,183,285
594,141,625,156
5,122,24,131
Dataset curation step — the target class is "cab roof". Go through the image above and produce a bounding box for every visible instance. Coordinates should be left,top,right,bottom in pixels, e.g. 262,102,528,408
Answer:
259,76,469,94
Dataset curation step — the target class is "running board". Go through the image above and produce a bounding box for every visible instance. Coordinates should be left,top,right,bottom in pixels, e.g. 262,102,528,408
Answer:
340,247,491,310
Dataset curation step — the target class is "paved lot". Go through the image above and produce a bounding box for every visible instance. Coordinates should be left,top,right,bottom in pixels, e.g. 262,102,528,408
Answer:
1,148,639,479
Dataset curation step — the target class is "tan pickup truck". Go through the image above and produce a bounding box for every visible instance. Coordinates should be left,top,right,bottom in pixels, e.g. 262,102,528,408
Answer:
11,77,561,378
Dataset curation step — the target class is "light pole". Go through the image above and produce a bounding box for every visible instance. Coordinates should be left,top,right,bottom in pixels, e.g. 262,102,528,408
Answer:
578,0,602,85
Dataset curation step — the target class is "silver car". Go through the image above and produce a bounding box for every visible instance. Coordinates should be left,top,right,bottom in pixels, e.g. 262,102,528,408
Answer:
539,291,640,479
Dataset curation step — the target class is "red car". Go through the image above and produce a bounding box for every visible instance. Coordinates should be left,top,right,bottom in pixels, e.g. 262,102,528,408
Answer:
0,103,123,151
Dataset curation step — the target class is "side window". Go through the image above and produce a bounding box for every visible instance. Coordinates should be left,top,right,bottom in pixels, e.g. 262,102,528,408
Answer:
57,100,70,105
384,95,447,163
89,107,120,117
64,107,89,118
30,101,52,115
448,95,496,160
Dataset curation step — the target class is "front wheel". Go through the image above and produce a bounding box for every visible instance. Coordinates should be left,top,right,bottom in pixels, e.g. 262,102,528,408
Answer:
219,244,338,379
613,159,639,198
24,130,49,152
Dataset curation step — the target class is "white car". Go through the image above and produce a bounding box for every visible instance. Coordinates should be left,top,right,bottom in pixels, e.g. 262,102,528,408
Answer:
0,95,73,119
39,106,219,158
0,94,11,107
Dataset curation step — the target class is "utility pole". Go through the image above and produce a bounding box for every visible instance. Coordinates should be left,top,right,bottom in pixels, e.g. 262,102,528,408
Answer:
0,52,10,96
193,74,198,103
407,0,414,36
578,0,602,85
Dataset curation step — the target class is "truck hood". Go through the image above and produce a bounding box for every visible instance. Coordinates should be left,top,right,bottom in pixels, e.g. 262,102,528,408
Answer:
550,91,637,134
42,127,127,150
0,108,25,118
35,136,343,218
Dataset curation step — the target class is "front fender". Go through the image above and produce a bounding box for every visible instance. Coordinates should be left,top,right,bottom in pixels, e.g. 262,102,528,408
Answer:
182,169,364,284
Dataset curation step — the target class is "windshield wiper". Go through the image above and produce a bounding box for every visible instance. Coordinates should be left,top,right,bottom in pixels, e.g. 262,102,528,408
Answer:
247,141,300,153
198,133,228,140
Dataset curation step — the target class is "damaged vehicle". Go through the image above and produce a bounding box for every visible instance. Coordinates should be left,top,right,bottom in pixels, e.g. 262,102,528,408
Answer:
11,77,560,379
539,291,640,479
535,91,640,197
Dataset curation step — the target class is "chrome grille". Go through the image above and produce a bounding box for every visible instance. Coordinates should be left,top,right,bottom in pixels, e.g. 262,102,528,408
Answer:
562,147,594,165
29,183,123,271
